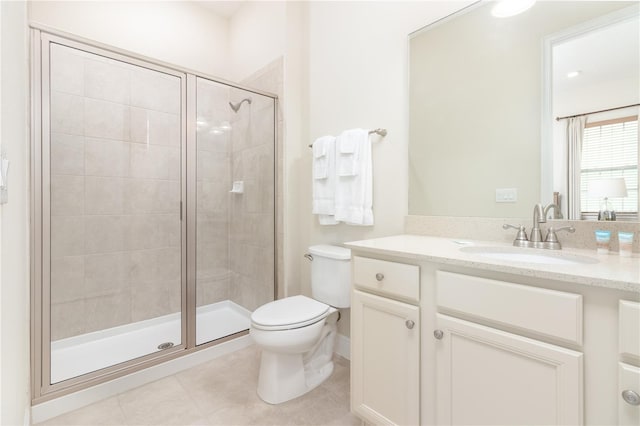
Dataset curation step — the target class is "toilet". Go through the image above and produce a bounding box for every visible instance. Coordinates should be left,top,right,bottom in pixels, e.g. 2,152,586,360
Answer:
250,244,351,404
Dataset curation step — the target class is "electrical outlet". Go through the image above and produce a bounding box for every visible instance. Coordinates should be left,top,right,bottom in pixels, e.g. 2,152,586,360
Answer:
496,188,517,203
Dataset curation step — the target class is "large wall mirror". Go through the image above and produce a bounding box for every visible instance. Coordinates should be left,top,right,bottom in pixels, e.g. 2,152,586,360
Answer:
409,1,639,221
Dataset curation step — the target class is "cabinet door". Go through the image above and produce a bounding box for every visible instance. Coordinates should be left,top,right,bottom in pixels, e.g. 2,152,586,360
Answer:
436,314,583,425
619,363,640,425
351,289,420,426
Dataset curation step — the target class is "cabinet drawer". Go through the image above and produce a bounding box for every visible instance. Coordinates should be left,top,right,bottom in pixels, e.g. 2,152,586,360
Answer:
436,271,583,345
353,256,419,303
620,300,640,358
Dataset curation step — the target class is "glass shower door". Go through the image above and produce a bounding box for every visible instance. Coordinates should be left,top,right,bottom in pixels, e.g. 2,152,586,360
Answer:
47,42,185,384
194,77,276,345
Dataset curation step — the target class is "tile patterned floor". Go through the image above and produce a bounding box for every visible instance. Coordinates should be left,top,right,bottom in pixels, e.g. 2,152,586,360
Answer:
37,346,361,426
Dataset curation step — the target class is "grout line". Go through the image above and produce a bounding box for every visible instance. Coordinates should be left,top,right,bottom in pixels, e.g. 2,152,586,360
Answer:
113,394,128,426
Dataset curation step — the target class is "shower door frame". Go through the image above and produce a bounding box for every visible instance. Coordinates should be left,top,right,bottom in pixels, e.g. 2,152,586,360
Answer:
30,25,279,404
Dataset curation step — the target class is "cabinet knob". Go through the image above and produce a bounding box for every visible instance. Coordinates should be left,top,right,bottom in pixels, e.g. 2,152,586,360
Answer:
375,273,384,281
622,389,640,406
405,320,415,329
433,329,444,340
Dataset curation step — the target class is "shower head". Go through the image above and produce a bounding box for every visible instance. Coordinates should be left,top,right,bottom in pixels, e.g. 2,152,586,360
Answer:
229,98,252,113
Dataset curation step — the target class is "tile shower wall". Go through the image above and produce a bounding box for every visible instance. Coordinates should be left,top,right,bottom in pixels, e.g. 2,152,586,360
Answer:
50,44,182,341
195,79,232,307
228,59,280,311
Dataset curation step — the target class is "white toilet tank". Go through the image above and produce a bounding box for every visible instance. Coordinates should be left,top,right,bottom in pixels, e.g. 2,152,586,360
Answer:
308,245,351,308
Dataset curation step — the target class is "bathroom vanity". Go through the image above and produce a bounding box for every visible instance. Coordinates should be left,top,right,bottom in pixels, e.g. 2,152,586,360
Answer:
346,235,640,426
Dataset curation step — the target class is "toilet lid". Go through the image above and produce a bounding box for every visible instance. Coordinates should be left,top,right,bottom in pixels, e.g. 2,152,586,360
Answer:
251,295,330,328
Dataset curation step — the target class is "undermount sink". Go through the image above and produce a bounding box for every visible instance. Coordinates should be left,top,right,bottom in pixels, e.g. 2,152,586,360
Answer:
459,246,599,265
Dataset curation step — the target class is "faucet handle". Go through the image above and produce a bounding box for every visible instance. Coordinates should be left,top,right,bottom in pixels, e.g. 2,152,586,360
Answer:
544,226,575,243
503,224,528,241
556,226,576,233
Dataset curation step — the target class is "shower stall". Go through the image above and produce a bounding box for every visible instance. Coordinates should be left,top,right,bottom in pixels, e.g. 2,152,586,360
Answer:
30,28,276,401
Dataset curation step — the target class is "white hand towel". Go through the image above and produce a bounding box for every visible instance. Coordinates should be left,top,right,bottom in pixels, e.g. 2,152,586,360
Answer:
334,129,373,226
312,136,331,180
312,136,338,222
336,129,367,177
313,140,327,158
338,136,356,153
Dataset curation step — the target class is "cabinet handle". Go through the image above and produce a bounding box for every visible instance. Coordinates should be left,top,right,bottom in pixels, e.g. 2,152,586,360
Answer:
405,320,415,329
375,273,384,281
433,329,444,340
622,390,640,406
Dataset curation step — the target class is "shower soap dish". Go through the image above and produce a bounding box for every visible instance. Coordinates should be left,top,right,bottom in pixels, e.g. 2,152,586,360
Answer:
230,181,244,194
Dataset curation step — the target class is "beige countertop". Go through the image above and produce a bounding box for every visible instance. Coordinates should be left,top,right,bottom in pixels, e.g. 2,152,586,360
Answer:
345,234,640,293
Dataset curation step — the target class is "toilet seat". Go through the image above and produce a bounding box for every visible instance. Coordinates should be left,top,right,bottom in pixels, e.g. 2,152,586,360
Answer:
251,295,330,331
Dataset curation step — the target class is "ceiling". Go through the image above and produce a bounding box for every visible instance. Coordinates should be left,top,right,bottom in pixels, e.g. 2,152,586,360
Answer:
196,0,246,18
553,17,639,94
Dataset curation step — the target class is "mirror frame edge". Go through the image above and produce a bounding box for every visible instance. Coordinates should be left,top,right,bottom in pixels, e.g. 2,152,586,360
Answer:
408,1,482,41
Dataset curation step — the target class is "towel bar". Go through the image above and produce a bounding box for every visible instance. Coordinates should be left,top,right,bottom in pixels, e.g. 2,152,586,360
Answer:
308,128,387,148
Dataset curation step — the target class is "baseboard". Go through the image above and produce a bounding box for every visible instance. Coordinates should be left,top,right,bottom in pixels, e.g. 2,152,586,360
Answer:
24,407,31,426
31,335,253,423
335,333,350,360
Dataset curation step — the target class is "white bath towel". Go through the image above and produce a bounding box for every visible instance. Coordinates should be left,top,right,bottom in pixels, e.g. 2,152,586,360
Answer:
312,135,339,224
334,129,373,226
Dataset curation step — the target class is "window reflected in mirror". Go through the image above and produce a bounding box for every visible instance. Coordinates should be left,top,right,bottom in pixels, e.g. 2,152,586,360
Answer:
580,117,638,220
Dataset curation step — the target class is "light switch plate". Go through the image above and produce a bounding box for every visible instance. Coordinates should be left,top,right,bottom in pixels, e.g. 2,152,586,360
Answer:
496,188,517,203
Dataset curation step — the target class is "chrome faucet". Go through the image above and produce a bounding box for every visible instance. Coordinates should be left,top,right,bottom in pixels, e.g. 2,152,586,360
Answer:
543,203,559,222
503,203,575,250
530,203,546,243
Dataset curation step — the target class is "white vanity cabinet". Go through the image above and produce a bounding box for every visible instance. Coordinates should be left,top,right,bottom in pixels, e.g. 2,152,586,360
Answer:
434,272,583,425
351,256,420,426
346,235,640,426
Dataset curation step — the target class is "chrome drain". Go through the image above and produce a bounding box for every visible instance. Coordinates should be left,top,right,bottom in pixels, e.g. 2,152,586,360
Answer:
157,342,174,350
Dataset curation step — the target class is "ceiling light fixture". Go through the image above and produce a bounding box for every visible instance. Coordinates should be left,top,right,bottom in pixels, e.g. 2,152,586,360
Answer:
491,0,536,18
567,70,581,78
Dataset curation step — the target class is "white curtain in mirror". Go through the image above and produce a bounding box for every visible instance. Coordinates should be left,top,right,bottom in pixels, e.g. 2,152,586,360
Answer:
567,116,587,220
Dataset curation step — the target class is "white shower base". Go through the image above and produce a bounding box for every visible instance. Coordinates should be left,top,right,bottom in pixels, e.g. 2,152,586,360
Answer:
51,300,251,384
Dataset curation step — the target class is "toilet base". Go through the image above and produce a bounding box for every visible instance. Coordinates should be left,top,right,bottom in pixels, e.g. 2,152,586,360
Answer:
256,322,337,404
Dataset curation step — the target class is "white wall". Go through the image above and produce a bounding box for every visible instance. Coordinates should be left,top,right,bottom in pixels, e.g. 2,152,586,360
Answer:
298,1,471,335
0,1,31,423
29,1,230,78
281,1,309,299
228,1,286,81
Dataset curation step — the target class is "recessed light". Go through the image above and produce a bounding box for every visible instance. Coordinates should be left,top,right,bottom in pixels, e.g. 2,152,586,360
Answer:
567,70,581,78
491,0,536,18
